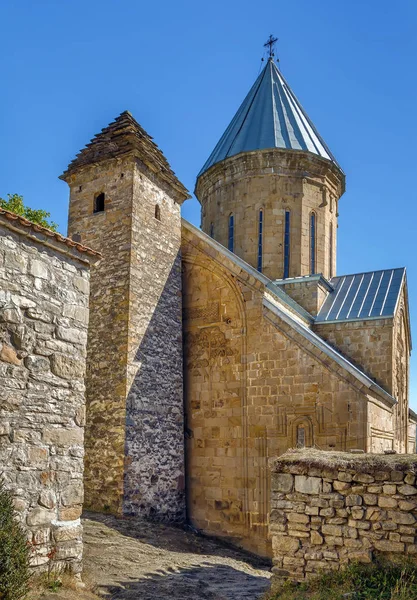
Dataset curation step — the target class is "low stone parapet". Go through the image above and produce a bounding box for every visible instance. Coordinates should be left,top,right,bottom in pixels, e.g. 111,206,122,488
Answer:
269,449,417,580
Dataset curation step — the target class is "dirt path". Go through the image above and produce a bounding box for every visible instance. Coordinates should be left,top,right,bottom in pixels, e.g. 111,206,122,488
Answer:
83,512,272,600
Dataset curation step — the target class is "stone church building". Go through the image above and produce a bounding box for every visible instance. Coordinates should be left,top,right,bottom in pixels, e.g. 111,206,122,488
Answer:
60,56,415,557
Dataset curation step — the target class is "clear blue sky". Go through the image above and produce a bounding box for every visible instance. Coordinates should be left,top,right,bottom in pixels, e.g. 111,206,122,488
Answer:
1,1,417,406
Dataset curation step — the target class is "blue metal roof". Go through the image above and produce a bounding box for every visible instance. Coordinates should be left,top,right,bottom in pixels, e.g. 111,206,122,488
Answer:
315,268,406,323
198,58,340,177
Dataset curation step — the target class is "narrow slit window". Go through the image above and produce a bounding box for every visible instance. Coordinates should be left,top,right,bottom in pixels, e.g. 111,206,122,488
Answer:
284,210,290,278
329,221,333,278
210,222,214,238
310,212,316,274
155,204,161,221
94,193,105,213
297,426,306,448
228,214,234,252
257,209,263,272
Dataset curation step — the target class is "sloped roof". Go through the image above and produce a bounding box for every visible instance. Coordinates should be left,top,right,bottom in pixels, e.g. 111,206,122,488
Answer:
60,111,190,203
198,58,340,177
181,219,395,407
316,268,406,323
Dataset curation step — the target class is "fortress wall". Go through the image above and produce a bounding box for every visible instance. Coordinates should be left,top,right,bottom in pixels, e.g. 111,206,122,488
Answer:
0,216,94,574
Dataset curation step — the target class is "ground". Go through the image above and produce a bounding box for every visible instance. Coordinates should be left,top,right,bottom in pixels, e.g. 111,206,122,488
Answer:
31,512,272,600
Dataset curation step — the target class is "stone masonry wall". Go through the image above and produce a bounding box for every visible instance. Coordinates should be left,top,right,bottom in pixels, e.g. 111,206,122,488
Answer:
0,217,95,574
196,149,344,281
66,154,185,521
181,223,394,558
314,320,394,394
270,449,417,581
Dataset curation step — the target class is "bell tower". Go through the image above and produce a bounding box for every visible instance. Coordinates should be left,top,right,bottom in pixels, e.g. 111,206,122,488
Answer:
195,50,345,282
60,112,190,520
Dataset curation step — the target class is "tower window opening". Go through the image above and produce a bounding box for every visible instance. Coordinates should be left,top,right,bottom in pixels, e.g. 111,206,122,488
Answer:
310,212,316,274
228,214,234,252
155,204,161,221
297,426,306,448
329,221,334,278
210,222,214,238
284,210,291,278
94,193,105,213
257,209,263,272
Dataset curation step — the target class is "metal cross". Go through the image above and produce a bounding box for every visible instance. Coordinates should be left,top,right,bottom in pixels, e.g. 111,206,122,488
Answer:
264,34,278,58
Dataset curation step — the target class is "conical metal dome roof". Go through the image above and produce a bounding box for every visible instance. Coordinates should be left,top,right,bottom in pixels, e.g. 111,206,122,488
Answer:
198,58,340,177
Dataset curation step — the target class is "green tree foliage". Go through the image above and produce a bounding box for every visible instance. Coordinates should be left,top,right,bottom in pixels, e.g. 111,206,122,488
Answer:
0,194,58,232
0,480,31,600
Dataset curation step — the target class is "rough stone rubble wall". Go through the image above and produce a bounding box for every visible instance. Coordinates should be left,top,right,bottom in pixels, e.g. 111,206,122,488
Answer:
270,450,417,581
0,223,91,574
66,156,185,521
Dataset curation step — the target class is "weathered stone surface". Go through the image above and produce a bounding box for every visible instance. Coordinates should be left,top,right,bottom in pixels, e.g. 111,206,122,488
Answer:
66,145,186,529
378,496,398,508
270,452,417,582
295,476,322,495
0,344,22,365
346,494,362,506
0,219,92,574
333,480,351,491
50,353,85,379
27,507,54,527
398,485,417,496
311,530,324,545
272,473,294,493
272,536,300,553
387,510,416,525
374,540,405,552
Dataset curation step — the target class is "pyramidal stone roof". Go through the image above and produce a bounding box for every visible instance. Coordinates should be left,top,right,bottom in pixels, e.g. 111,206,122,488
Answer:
60,111,190,202
198,58,340,177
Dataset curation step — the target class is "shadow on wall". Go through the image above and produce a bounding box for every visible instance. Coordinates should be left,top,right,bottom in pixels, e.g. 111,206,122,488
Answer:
100,563,270,600
122,251,185,521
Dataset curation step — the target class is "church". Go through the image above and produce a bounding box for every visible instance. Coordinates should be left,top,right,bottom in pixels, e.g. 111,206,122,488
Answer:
60,48,415,558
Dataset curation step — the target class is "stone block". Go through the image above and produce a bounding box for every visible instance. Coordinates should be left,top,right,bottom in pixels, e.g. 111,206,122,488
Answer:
346,494,362,506
38,491,56,509
310,530,323,545
27,507,54,527
0,344,22,365
272,535,300,554
287,512,309,524
322,524,343,536
43,427,83,446
52,524,82,543
333,480,350,491
295,475,322,495
50,353,85,379
272,472,294,493
387,511,416,525
374,540,405,552
378,496,397,509
398,485,417,496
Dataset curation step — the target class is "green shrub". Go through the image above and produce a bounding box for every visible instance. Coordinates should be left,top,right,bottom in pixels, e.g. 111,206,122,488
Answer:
0,480,31,600
0,194,58,232
267,557,417,599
